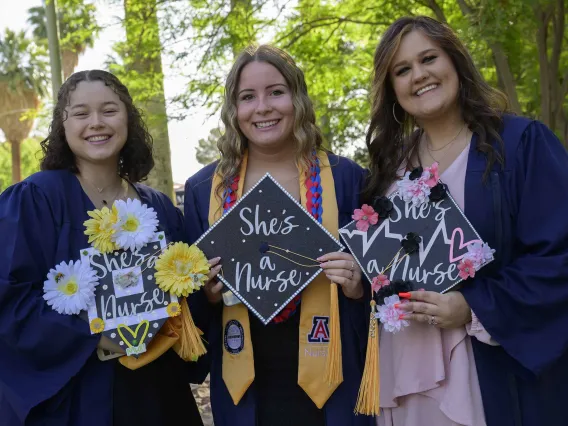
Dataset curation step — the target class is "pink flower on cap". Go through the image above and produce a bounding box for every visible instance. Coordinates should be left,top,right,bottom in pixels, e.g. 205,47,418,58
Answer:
352,204,379,232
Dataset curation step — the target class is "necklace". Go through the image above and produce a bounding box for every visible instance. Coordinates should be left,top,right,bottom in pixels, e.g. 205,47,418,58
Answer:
426,124,466,152
424,128,470,165
80,174,125,207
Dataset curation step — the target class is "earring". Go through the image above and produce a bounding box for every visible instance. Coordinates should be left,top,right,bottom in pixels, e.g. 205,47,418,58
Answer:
392,102,404,125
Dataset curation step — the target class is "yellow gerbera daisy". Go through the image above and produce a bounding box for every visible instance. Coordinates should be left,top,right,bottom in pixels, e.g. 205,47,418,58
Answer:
83,206,118,253
90,317,105,334
166,302,181,317
154,242,210,297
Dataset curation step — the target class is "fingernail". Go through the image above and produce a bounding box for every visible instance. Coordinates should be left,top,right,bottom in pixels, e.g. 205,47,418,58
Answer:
398,314,406,319
399,292,411,299
394,303,400,308
418,288,425,291
317,256,323,261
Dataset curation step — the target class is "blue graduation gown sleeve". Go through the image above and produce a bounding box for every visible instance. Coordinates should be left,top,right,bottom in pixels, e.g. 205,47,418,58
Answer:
462,120,568,376
0,181,99,422
183,163,220,339
462,116,568,426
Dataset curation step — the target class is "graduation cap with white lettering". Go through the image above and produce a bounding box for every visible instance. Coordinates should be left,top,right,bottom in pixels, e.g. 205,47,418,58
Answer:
195,174,344,324
339,163,495,298
80,232,179,358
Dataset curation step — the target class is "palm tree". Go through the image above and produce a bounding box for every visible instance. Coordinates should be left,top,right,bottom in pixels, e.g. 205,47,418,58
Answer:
0,29,48,184
28,0,98,80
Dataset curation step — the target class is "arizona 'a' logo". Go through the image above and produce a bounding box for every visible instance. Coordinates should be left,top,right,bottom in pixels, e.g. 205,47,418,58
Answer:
307,316,330,343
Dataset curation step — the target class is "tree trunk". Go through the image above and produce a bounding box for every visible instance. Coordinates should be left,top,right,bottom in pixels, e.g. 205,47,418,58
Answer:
11,139,21,184
454,0,522,114
488,42,522,114
426,0,447,24
535,9,552,128
61,49,79,80
124,0,174,199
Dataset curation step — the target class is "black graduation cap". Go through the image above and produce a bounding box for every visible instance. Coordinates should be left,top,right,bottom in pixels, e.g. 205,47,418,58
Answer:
339,185,492,295
195,174,344,324
80,231,179,358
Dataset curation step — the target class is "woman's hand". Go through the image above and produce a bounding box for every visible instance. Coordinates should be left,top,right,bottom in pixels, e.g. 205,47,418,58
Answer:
97,335,126,354
203,257,223,304
398,290,472,328
318,252,364,300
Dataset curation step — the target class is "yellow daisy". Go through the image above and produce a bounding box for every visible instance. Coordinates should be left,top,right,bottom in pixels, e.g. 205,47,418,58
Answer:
154,242,210,297
90,317,105,334
166,302,181,317
83,206,118,253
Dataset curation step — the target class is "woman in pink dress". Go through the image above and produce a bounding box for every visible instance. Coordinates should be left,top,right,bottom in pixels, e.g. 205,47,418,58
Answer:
362,16,568,426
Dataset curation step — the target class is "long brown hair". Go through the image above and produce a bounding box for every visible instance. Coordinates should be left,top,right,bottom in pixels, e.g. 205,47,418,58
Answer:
40,70,154,182
362,16,508,200
215,44,323,198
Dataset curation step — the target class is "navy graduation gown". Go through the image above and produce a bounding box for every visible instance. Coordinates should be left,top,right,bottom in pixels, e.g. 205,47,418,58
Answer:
461,115,568,426
184,154,374,426
0,170,204,426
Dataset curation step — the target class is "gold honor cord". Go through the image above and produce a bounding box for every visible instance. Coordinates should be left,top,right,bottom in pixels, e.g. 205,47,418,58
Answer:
260,242,321,268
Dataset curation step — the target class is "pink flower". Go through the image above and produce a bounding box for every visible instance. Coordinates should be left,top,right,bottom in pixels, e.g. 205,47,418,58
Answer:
464,242,495,269
422,162,440,188
352,204,379,232
397,173,431,207
371,274,390,293
376,295,409,333
458,259,476,280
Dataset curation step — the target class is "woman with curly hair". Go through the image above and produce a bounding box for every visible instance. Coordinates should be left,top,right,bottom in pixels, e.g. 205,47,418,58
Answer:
363,16,568,426
0,70,210,426
184,45,373,426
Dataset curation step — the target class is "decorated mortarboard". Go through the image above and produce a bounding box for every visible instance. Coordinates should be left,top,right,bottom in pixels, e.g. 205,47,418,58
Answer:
346,163,496,417
79,231,178,357
43,198,209,360
195,173,344,324
339,163,495,330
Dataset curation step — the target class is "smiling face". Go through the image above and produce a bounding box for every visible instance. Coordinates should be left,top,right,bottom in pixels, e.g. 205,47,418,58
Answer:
236,61,295,151
389,30,460,123
63,80,128,167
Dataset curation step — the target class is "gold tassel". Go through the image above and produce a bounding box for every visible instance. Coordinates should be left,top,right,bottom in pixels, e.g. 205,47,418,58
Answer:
354,300,380,416
173,297,207,361
324,282,343,385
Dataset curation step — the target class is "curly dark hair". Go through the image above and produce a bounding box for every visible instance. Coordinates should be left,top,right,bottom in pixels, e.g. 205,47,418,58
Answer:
40,70,154,182
362,16,508,200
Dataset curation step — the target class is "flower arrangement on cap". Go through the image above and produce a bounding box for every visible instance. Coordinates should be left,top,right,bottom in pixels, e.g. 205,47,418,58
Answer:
351,170,495,415
43,198,210,361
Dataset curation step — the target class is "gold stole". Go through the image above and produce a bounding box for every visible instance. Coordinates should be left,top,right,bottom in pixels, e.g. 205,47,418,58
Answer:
208,151,343,408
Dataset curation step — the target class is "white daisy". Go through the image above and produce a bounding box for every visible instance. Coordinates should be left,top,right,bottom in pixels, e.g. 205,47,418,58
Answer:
112,199,159,252
43,260,99,315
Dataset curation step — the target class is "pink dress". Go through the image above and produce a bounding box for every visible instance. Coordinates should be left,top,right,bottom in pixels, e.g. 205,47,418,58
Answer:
376,146,492,426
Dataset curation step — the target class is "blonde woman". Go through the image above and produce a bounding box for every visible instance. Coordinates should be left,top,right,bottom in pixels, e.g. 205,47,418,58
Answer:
184,45,374,426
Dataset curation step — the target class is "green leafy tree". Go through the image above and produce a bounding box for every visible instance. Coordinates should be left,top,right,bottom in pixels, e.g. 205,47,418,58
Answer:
0,138,42,192
28,0,99,80
110,0,174,198
0,29,48,184
196,127,222,165
143,0,568,164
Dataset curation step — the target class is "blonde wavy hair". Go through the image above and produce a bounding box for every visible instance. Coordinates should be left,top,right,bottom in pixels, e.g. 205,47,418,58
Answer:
215,44,323,199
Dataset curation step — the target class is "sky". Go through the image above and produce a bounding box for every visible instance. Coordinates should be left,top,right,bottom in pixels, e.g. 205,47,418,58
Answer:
0,0,220,184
